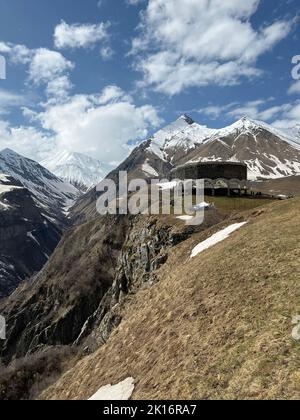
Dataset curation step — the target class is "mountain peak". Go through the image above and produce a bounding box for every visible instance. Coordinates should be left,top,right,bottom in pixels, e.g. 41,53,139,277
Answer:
0,148,20,157
237,116,259,126
0,148,37,163
178,114,194,125
41,150,113,191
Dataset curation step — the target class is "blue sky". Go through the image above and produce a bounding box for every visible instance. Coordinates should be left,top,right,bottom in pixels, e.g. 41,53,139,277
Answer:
0,0,300,164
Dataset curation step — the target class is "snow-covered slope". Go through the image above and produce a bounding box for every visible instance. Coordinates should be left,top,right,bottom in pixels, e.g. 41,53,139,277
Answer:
148,114,217,161
0,148,80,225
182,117,300,180
41,151,112,192
143,116,300,180
0,174,62,298
209,117,300,150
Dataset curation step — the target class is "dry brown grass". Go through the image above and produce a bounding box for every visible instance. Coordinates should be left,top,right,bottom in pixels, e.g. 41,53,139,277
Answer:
40,198,300,400
250,176,300,197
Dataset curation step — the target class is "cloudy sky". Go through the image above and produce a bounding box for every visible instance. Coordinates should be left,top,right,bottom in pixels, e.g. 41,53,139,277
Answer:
0,0,299,163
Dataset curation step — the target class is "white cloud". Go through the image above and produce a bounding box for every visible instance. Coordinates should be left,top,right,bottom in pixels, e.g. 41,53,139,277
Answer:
127,0,145,5
0,120,55,161
1,86,162,163
198,102,238,119
224,100,290,121
0,42,11,54
0,89,30,115
199,98,300,129
54,20,110,50
100,46,114,60
288,80,300,95
32,87,162,162
98,85,131,104
272,102,300,128
0,86,162,164
28,48,74,85
0,42,32,64
45,76,73,103
131,0,293,95
0,42,75,104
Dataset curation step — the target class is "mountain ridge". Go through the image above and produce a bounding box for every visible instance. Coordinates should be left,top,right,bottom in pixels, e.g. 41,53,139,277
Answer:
141,115,300,180
41,150,113,192
0,174,61,298
0,148,80,227
70,115,300,222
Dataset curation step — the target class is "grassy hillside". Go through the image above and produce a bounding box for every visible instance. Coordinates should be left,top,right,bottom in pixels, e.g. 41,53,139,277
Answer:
202,196,274,214
250,176,300,197
40,197,300,400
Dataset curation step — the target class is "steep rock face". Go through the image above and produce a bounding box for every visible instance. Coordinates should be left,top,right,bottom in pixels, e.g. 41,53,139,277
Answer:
0,214,130,363
0,149,80,227
0,210,223,364
74,217,178,347
73,212,224,350
0,175,61,298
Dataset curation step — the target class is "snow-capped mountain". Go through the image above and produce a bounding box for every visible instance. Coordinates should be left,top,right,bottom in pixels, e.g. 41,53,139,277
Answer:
143,116,300,180
148,114,217,162
0,174,61,298
0,148,80,225
277,124,300,148
41,151,113,192
72,115,300,221
181,117,300,180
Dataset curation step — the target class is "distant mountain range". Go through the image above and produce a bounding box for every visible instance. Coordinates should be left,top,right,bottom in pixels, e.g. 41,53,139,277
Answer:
72,115,300,221
145,115,300,180
41,151,113,192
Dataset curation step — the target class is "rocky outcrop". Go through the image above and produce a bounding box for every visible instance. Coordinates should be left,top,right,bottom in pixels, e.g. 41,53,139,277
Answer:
0,209,223,364
0,214,130,363
0,149,80,229
0,176,61,298
74,212,223,350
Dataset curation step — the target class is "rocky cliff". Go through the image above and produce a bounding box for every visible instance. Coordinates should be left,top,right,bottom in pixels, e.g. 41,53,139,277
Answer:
0,209,223,364
0,175,61,298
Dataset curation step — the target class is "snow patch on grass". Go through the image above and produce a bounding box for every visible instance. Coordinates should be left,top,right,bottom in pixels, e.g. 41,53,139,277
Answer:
88,377,135,401
191,222,247,258
142,161,159,177
176,215,194,221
